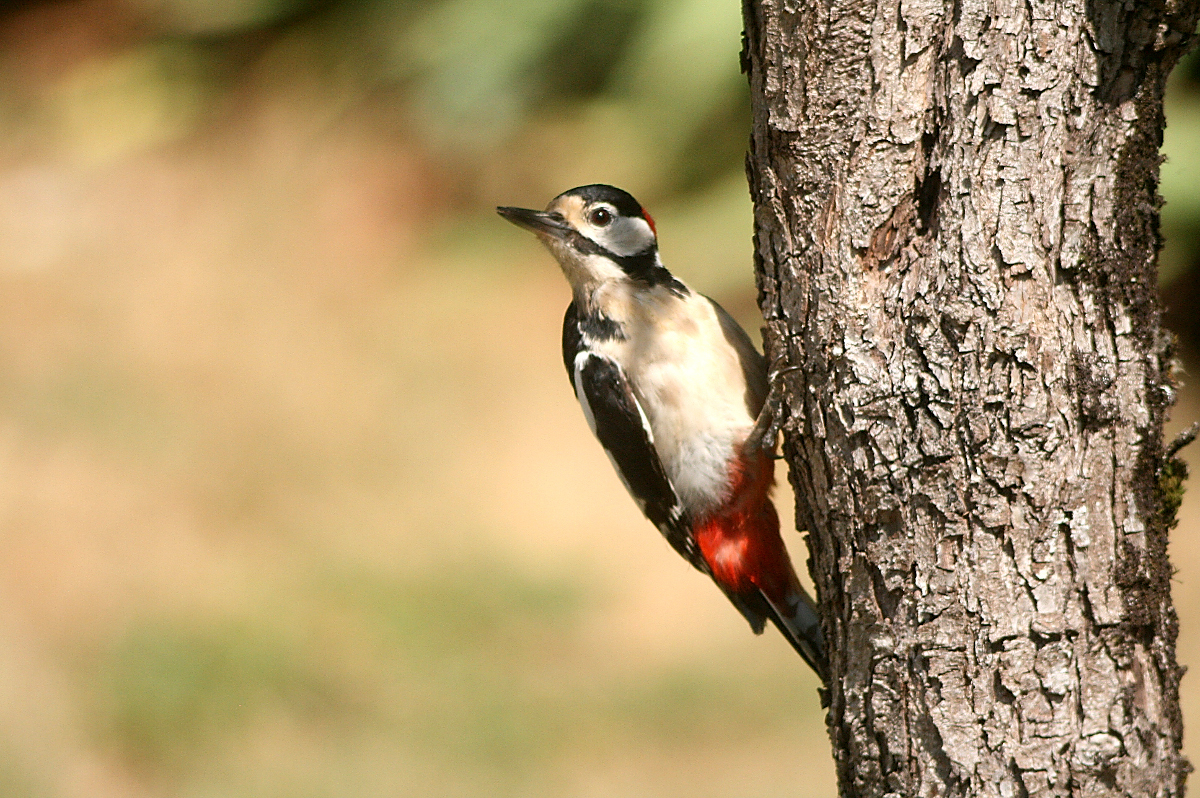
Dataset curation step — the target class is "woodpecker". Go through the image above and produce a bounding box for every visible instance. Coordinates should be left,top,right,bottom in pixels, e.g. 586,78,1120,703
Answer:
498,185,826,678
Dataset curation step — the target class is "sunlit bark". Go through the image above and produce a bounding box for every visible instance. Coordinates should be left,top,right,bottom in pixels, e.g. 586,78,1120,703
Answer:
742,1,1198,795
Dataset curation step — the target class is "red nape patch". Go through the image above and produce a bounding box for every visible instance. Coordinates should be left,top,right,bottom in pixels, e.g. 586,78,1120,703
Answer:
640,207,656,235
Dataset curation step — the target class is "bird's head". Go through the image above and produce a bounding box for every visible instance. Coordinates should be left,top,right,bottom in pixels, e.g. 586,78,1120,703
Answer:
498,185,669,296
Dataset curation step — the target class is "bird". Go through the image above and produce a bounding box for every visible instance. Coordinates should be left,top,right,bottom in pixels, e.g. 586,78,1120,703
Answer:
497,184,825,679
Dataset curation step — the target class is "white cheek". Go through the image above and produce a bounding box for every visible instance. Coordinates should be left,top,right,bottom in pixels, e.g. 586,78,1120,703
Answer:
581,253,628,282
546,239,627,285
600,217,654,256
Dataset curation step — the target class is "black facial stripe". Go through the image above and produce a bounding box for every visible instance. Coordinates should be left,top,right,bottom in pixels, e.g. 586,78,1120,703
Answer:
564,228,688,296
612,251,688,295
562,226,611,258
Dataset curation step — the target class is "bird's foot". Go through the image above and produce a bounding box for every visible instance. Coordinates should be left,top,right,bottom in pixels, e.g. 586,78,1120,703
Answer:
744,365,802,454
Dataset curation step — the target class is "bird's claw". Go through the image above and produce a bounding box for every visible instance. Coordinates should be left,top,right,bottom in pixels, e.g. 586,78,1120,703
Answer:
767,365,804,388
745,365,803,454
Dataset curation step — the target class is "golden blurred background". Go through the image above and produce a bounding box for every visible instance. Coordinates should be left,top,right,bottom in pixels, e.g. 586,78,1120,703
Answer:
0,2,1195,796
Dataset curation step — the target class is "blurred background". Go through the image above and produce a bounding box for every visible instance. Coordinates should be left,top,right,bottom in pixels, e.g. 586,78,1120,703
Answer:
0,1,1195,797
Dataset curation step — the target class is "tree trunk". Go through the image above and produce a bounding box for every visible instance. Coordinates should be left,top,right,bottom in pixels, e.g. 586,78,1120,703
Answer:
741,1,1198,796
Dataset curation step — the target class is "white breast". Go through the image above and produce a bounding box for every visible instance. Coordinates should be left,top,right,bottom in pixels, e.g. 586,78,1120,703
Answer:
592,286,757,516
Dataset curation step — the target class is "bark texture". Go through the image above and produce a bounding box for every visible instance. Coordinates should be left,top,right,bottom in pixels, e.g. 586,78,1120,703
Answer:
741,1,1198,796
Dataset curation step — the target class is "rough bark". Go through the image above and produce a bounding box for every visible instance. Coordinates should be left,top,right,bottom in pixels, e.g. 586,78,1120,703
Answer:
741,1,1198,796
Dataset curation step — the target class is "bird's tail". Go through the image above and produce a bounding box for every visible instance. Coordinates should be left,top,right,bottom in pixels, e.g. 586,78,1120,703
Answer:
695,447,827,679
761,584,826,681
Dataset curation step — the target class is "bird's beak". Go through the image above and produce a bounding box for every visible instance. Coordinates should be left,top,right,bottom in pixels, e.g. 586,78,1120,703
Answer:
497,206,572,240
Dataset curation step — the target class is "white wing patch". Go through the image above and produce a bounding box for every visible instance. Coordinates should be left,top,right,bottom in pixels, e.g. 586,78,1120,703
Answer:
573,351,655,445
572,351,600,436
573,350,656,513
567,345,704,572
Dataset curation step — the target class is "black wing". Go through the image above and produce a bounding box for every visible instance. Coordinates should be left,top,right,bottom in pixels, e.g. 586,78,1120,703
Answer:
561,307,704,572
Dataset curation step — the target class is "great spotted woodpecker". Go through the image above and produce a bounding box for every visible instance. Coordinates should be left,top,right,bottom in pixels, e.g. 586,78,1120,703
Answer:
498,185,825,678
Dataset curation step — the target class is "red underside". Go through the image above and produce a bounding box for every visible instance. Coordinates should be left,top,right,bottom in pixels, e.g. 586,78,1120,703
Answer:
692,447,800,607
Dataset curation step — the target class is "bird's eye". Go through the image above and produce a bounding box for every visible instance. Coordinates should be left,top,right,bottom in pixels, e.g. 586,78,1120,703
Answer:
588,208,613,227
